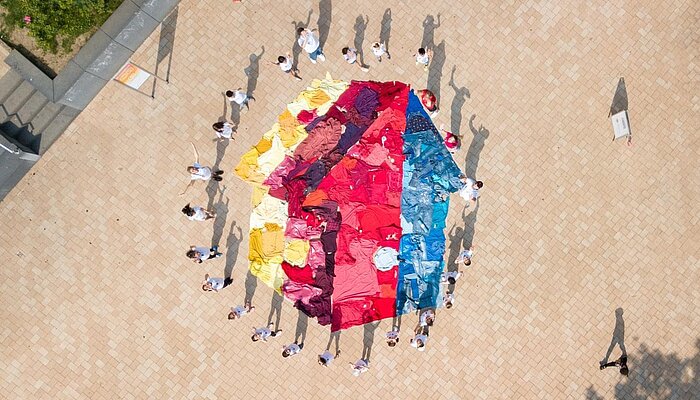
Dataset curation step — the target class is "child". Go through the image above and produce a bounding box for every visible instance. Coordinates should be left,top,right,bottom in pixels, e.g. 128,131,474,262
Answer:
251,323,280,342
228,302,254,319
371,42,390,62
282,342,303,358
458,175,483,208
455,246,475,267
385,329,399,347
270,53,302,81
318,349,340,366
181,203,215,221
201,274,231,292
180,143,223,195
440,124,460,152
600,355,629,376
443,292,454,309
187,245,222,264
414,47,433,71
212,121,235,141
341,47,369,72
297,27,325,63
225,88,254,110
410,327,429,352
349,359,369,376
417,89,439,118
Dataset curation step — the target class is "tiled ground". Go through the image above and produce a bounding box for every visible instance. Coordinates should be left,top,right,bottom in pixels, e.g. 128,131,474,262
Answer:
1,0,698,399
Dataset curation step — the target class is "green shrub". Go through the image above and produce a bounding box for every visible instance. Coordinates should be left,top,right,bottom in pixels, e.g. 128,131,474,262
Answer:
1,0,123,53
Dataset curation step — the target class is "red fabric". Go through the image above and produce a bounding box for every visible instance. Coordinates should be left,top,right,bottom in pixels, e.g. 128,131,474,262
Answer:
296,109,317,124
418,89,438,111
281,261,315,284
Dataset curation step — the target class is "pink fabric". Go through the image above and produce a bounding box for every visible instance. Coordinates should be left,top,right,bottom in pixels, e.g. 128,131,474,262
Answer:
297,109,318,124
444,131,459,150
283,280,323,304
294,118,343,161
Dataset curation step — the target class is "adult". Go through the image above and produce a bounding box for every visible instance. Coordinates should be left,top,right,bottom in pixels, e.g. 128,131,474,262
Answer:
297,27,325,63
458,175,483,208
180,143,223,195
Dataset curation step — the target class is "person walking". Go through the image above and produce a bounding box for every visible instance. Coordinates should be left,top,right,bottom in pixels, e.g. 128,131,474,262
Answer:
413,47,433,71
225,88,254,110
201,274,232,292
600,355,629,376
458,175,483,208
341,47,369,72
180,143,223,195
297,27,325,63
181,203,216,221
371,42,390,62
187,245,222,264
270,53,302,81
212,121,235,141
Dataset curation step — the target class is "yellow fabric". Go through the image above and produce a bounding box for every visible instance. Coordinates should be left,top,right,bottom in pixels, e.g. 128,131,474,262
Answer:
250,195,287,229
249,227,286,291
235,147,265,183
302,89,331,109
251,185,268,207
257,135,287,176
284,239,310,267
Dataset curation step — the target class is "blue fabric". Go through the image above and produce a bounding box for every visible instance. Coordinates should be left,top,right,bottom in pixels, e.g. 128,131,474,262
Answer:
396,90,463,314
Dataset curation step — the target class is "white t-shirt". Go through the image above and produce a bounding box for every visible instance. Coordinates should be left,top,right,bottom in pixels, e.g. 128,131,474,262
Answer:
207,277,224,290
284,343,301,355
191,162,212,181
344,49,357,64
443,292,455,306
229,91,247,105
385,331,399,341
255,327,272,340
372,43,386,57
351,359,368,375
411,334,428,351
279,58,293,72
416,52,429,65
231,305,247,318
441,271,463,282
458,178,480,201
216,122,233,139
298,31,320,53
455,249,473,264
319,350,334,365
188,206,207,221
419,310,435,327
195,246,210,262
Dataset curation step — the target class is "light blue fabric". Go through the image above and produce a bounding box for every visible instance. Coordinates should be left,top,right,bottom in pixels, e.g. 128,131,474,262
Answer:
396,90,463,314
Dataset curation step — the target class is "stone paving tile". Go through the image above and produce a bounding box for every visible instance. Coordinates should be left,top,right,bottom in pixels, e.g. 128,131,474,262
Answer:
1,0,699,399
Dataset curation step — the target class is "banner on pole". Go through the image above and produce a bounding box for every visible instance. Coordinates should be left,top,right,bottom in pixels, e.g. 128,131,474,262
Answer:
114,63,152,89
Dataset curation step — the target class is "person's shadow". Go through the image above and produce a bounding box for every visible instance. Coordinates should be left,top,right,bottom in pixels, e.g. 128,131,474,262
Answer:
317,0,332,50
379,9,392,55
294,309,309,345
427,40,446,107
608,77,628,117
353,15,369,67
325,330,341,354
291,10,313,70
223,220,243,280
465,114,490,179
210,187,229,248
421,14,441,50
448,66,470,134
244,46,264,100
361,320,379,362
243,270,257,306
267,292,284,331
601,307,627,366
448,204,478,294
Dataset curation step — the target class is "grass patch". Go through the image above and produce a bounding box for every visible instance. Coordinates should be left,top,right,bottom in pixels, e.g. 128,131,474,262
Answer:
0,0,123,54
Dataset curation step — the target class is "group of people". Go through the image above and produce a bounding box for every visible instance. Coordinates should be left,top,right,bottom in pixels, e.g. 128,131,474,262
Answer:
175,8,486,375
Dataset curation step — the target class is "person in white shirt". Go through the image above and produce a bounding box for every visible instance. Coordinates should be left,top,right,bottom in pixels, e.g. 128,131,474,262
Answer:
371,42,390,62
410,326,429,351
282,342,303,358
318,349,340,366
270,53,302,81
201,274,231,292
251,323,280,342
181,143,223,195
458,176,483,208
297,27,325,63
349,359,369,376
443,292,455,309
455,245,475,267
413,47,432,71
341,47,369,72
188,245,222,264
441,270,463,285
225,88,254,110
212,121,235,141
228,302,254,320
181,203,215,221
385,329,399,347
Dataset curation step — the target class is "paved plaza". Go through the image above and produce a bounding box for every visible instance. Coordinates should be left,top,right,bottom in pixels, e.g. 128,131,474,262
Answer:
1,0,698,398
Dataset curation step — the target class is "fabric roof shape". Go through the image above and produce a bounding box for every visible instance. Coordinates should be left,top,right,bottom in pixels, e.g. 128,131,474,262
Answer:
236,77,463,331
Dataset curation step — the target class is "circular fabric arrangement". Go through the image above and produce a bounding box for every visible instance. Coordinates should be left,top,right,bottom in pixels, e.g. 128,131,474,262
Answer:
235,74,463,331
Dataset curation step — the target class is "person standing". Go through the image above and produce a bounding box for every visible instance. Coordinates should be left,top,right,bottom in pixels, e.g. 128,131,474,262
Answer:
385,328,399,347
410,327,429,352
212,121,235,141
349,359,369,376
600,355,629,376
270,53,302,81
228,302,254,319
371,42,390,62
318,349,340,366
297,27,325,64
458,175,483,208
201,274,232,292
187,245,222,263
455,245,475,267
413,47,433,71
181,203,216,221
341,47,369,72
226,88,254,110
180,143,223,195
252,323,280,342
282,342,303,358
